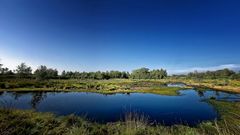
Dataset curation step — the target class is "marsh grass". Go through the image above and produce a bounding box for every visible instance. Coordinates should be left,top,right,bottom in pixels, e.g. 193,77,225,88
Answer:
0,79,184,96
1,78,240,95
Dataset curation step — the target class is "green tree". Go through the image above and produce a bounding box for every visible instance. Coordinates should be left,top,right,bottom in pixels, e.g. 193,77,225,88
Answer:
187,68,236,79
0,67,9,74
150,69,167,79
34,65,58,80
131,68,150,79
0,63,4,74
121,71,129,79
16,63,32,78
61,70,66,78
34,65,48,80
46,68,58,79
0,63,2,72
80,72,89,79
95,71,103,80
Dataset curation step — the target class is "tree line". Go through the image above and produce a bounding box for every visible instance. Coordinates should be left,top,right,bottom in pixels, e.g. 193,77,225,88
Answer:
185,68,240,79
61,70,129,80
0,63,168,80
2,62,239,80
0,63,58,80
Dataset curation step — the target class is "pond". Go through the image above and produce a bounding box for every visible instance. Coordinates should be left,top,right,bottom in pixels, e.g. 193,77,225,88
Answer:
0,89,240,126
167,82,186,88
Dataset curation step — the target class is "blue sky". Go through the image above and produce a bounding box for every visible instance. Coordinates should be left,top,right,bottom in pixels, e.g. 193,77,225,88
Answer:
0,0,240,74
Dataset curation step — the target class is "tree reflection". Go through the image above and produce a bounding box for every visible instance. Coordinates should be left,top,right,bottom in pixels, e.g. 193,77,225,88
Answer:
197,90,205,97
10,92,25,100
215,91,220,96
31,92,47,109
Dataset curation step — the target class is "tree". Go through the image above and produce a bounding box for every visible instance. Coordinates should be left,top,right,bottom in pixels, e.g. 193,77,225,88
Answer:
16,63,32,78
34,65,48,80
61,70,66,77
121,71,129,79
0,63,14,77
160,69,168,79
150,69,167,79
34,65,58,80
130,68,168,79
0,63,3,74
218,68,235,78
0,58,3,72
131,68,150,79
95,71,104,80
109,71,121,78
47,69,58,79
0,67,9,74
187,68,236,79
0,63,2,71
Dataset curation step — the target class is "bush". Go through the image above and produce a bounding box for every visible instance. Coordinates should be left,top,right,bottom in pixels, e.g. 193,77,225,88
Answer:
0,82,5,89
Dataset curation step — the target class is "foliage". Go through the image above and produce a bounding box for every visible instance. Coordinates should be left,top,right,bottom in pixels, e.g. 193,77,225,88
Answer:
187,68,238,80
0,79,183,96
131,68,167,79
15,63,32,78
3,61,239,81
0,62,168,80
34,65,58,80
61,70,130,80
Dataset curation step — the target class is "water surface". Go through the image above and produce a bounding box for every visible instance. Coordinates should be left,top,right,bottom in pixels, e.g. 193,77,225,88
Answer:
0,89,239,126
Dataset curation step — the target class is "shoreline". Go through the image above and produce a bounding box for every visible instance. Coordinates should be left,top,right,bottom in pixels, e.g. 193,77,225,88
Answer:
1,79,240,95
0,100,239,135
0,87,184,96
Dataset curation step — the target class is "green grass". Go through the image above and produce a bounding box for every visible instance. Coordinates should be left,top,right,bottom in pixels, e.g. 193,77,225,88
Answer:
168,78,240,93
1,87,182,96
0,108,201,135
205,100,240,135
1,100,240,135
0,79,185,96
135,87,182,96
1,78,240,95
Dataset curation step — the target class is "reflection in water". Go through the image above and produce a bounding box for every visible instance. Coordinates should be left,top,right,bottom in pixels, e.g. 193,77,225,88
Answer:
13,92,22,100
0,89,239,126
215,91,219,96
2,92,47,109
167,83,186,88
197,90,205,97
31,92,47,109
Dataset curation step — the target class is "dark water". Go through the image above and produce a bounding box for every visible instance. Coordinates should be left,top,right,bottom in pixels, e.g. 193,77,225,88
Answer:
0,89,239,126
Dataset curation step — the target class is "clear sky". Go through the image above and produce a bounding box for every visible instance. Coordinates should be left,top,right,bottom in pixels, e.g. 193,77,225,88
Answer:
0,0,240,74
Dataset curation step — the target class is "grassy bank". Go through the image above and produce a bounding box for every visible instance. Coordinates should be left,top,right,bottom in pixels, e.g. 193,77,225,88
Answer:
0,79,185,96
0,100,239,135
1,78,240,95
168,78,240,93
